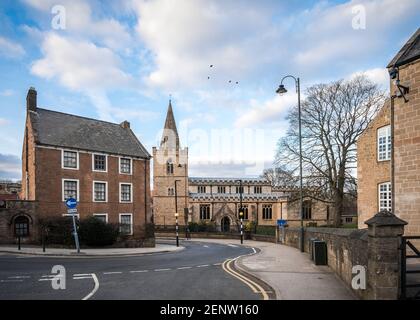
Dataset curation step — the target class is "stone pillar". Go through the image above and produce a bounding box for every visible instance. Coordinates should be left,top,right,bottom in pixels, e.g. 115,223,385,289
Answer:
365,210,407,300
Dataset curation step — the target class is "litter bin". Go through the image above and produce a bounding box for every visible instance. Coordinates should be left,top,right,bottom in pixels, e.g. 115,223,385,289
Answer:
308,238,318,261
313,240,327,265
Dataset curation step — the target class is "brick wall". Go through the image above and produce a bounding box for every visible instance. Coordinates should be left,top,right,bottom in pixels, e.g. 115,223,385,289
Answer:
357,104,391,228
33,146,150,240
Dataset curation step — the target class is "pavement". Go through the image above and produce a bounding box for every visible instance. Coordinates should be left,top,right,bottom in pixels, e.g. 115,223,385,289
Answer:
0,243,184,257
187,238,356,300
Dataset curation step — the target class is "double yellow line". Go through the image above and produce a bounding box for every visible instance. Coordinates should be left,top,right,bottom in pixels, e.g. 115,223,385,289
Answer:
222,257,269,300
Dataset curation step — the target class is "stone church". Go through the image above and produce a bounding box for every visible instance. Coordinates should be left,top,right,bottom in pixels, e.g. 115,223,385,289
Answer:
152,102,334,231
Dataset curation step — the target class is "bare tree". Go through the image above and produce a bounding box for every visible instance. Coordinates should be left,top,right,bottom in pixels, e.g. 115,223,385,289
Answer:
275,75,385,226
261,167,298,187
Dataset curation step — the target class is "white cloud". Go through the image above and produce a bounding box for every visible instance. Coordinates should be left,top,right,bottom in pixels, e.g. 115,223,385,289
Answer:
293,0,420,69
31,33,134,121
0,118,9,125
0,37,25,59
349,67,389,90
132,0,279,90
235,94,296,128
23,0,132,51
31,33,132,92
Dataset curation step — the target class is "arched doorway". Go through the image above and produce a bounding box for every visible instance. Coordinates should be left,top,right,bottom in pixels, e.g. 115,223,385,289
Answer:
221,216,230,232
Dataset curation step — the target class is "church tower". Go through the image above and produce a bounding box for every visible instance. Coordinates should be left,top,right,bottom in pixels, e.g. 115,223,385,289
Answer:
152,100,189,226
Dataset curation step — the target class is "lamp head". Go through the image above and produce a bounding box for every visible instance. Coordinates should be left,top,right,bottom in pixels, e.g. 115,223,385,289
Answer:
175,213,179,218
276,84,287,95
389,67,398,80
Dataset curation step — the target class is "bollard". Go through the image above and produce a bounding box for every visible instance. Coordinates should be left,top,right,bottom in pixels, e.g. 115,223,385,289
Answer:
18,235,21,251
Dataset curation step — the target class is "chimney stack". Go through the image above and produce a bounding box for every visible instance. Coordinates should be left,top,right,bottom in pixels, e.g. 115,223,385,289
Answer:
120,120,130,129
26,87,37,112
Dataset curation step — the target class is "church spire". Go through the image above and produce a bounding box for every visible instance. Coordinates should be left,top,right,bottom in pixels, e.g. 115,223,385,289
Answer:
161,99,180,149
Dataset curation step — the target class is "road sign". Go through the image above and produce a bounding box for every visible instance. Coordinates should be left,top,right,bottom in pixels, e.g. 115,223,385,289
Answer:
277,219,287,226
65,198,77,209
67,208,78,214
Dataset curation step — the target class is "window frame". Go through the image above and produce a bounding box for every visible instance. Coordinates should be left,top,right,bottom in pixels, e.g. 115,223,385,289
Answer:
198,186,206,193
199,204,211,220
92,153,108,172
61,149,79,170
377,125,391,162
302,201,312,220
378,182,392,212
119,157,133,175
119,213,133,235
93,213,108,223
254,186,262,194
119,182,133,203
92,180,108,202
62,178,80,202
14,216,30,237
262,204,273,220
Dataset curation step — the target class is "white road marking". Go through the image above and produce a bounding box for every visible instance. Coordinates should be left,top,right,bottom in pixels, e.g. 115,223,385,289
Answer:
228,244,238,248
73,276,92,280
81,274,99,301
177,266,192,270
197,265,209,268
8,276,30,279
252,247,256,254
213,263,222,266
103,272,122,275
130,270,149,273
203,245,209,248
154,268,171,272
1,279,23,283
73,273,91,277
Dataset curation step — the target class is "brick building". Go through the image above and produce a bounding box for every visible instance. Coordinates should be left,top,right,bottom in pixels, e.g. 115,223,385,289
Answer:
5,87,153,245
358,28,420,234
153,101,332,230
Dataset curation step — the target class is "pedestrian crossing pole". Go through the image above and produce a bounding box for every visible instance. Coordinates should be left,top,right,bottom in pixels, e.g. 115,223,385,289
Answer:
175,212,179,247
240,210,244,244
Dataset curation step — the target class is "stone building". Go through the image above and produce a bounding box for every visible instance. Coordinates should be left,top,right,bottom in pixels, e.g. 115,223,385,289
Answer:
0,87,152,245
153,102,331,230
357,102,391,227
0,181,21,195
358,28,420,235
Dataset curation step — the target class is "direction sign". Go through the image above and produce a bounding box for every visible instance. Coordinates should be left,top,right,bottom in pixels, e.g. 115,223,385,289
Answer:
277,219,287,226
65,198,77,209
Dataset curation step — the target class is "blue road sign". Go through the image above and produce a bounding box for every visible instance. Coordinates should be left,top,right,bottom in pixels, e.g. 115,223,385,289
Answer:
65,198,77,209
277,219,287,226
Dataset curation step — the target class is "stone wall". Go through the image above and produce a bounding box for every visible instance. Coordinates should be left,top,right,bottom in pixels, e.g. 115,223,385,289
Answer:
392,59,420,235
283,227,368,299
0,200,39,244
281,211,406,300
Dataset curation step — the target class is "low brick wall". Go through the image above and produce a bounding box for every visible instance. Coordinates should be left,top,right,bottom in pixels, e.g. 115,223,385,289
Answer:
283,227,368,299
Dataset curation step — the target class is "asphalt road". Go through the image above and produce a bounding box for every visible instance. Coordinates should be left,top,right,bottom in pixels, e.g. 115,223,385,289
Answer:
0,240,261,300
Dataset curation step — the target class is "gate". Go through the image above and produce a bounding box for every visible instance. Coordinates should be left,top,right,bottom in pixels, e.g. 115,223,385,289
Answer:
400,236,420,299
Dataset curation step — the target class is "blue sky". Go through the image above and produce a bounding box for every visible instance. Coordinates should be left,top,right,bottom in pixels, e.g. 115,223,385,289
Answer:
0,0,419,180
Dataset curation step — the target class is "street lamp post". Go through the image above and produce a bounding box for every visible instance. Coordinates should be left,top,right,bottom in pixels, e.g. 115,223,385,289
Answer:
276,75,304,252
174,179,181,247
